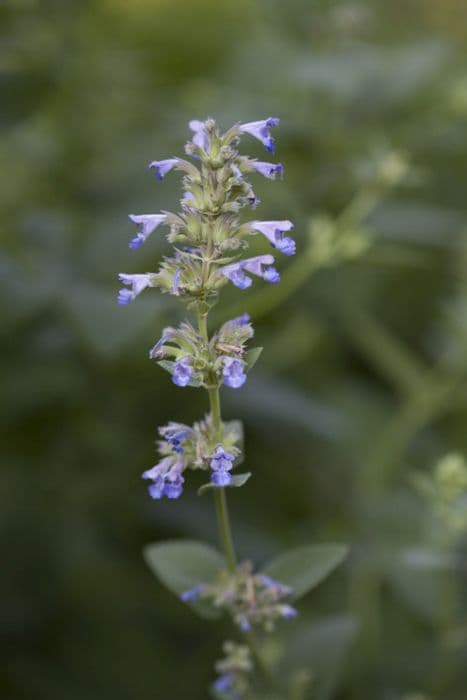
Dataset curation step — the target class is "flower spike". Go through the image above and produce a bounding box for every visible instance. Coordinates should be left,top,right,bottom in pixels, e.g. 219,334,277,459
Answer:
118,116,306,699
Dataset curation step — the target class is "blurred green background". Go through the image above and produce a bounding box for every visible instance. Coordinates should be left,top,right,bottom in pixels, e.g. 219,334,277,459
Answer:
2,0,467,698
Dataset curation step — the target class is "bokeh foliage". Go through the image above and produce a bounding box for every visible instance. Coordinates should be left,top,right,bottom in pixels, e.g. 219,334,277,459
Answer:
1,0,467,698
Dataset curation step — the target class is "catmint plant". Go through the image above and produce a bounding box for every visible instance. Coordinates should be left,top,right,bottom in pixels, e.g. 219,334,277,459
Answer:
118,118,348,699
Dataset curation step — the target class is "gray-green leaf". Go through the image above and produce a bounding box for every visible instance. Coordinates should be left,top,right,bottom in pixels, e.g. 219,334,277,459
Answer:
263,544,348,601
245,347,263,371
143,540,225,619
198,472,252,495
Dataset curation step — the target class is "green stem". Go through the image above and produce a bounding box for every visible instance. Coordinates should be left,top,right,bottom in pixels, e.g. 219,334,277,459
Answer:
197,310,237,573
198,311,208,342
209,385,237,572
197,307,270,680
208,386,222,436
213,485,237,572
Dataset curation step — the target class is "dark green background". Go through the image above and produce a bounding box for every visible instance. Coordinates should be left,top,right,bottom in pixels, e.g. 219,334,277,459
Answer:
2,0,467,698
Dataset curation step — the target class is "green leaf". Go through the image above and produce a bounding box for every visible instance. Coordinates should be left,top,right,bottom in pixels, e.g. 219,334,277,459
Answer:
263,544,348,601
198,472,252,495
143,540,225,619
157,359,175,372
245,346,263,371
224,419,244,446
225,419,244,467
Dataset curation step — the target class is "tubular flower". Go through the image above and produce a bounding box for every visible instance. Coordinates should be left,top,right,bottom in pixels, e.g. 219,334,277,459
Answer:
172,356,193,387
148,332,172,359
232,313,251,326
210,446,236,486
249,220,295,255
148,158,179,180
238,118,280,153
220,254,280,290
142,456,185,500
180,584,206,603
117,273,154,304
189,119,209,151
128,214,167,249
249,161,284,179
222,358,246,389
159,425,190,454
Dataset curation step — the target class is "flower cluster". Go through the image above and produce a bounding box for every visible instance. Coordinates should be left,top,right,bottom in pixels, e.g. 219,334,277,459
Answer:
118,117,294,310
181,560,297,632
142,416,243,499
149,313,255,390
213,641,253,700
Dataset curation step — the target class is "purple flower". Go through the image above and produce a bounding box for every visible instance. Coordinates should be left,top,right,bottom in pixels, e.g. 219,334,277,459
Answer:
160,425,190,454
210,446,235,486
142,457,172,499
250,161,284,179
222,357,246,389
221,254,279,289
249,220,295,256
172,268,182,295
148,158,179,180
247,191,260,209
148,331,172,360
128,214,167,249
164,469,185,499
213,673,234,693
239,617,251,632
231,163,243,179
117,288,133,305
189,119,209,151
148,481,165,499
258,574,293,596
221,265,252,290
242,254,276,277
181,191,196,211
211,470,232,486
238,118,280,153
142,457,185,500
232,313,250,326
211,446,236,470
172,356,192,387
280,605,298,620
117,273,153,304
263,266,280,283
142,457,171,483
259,574,280,588
168,435,186,454
180,584,205,603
